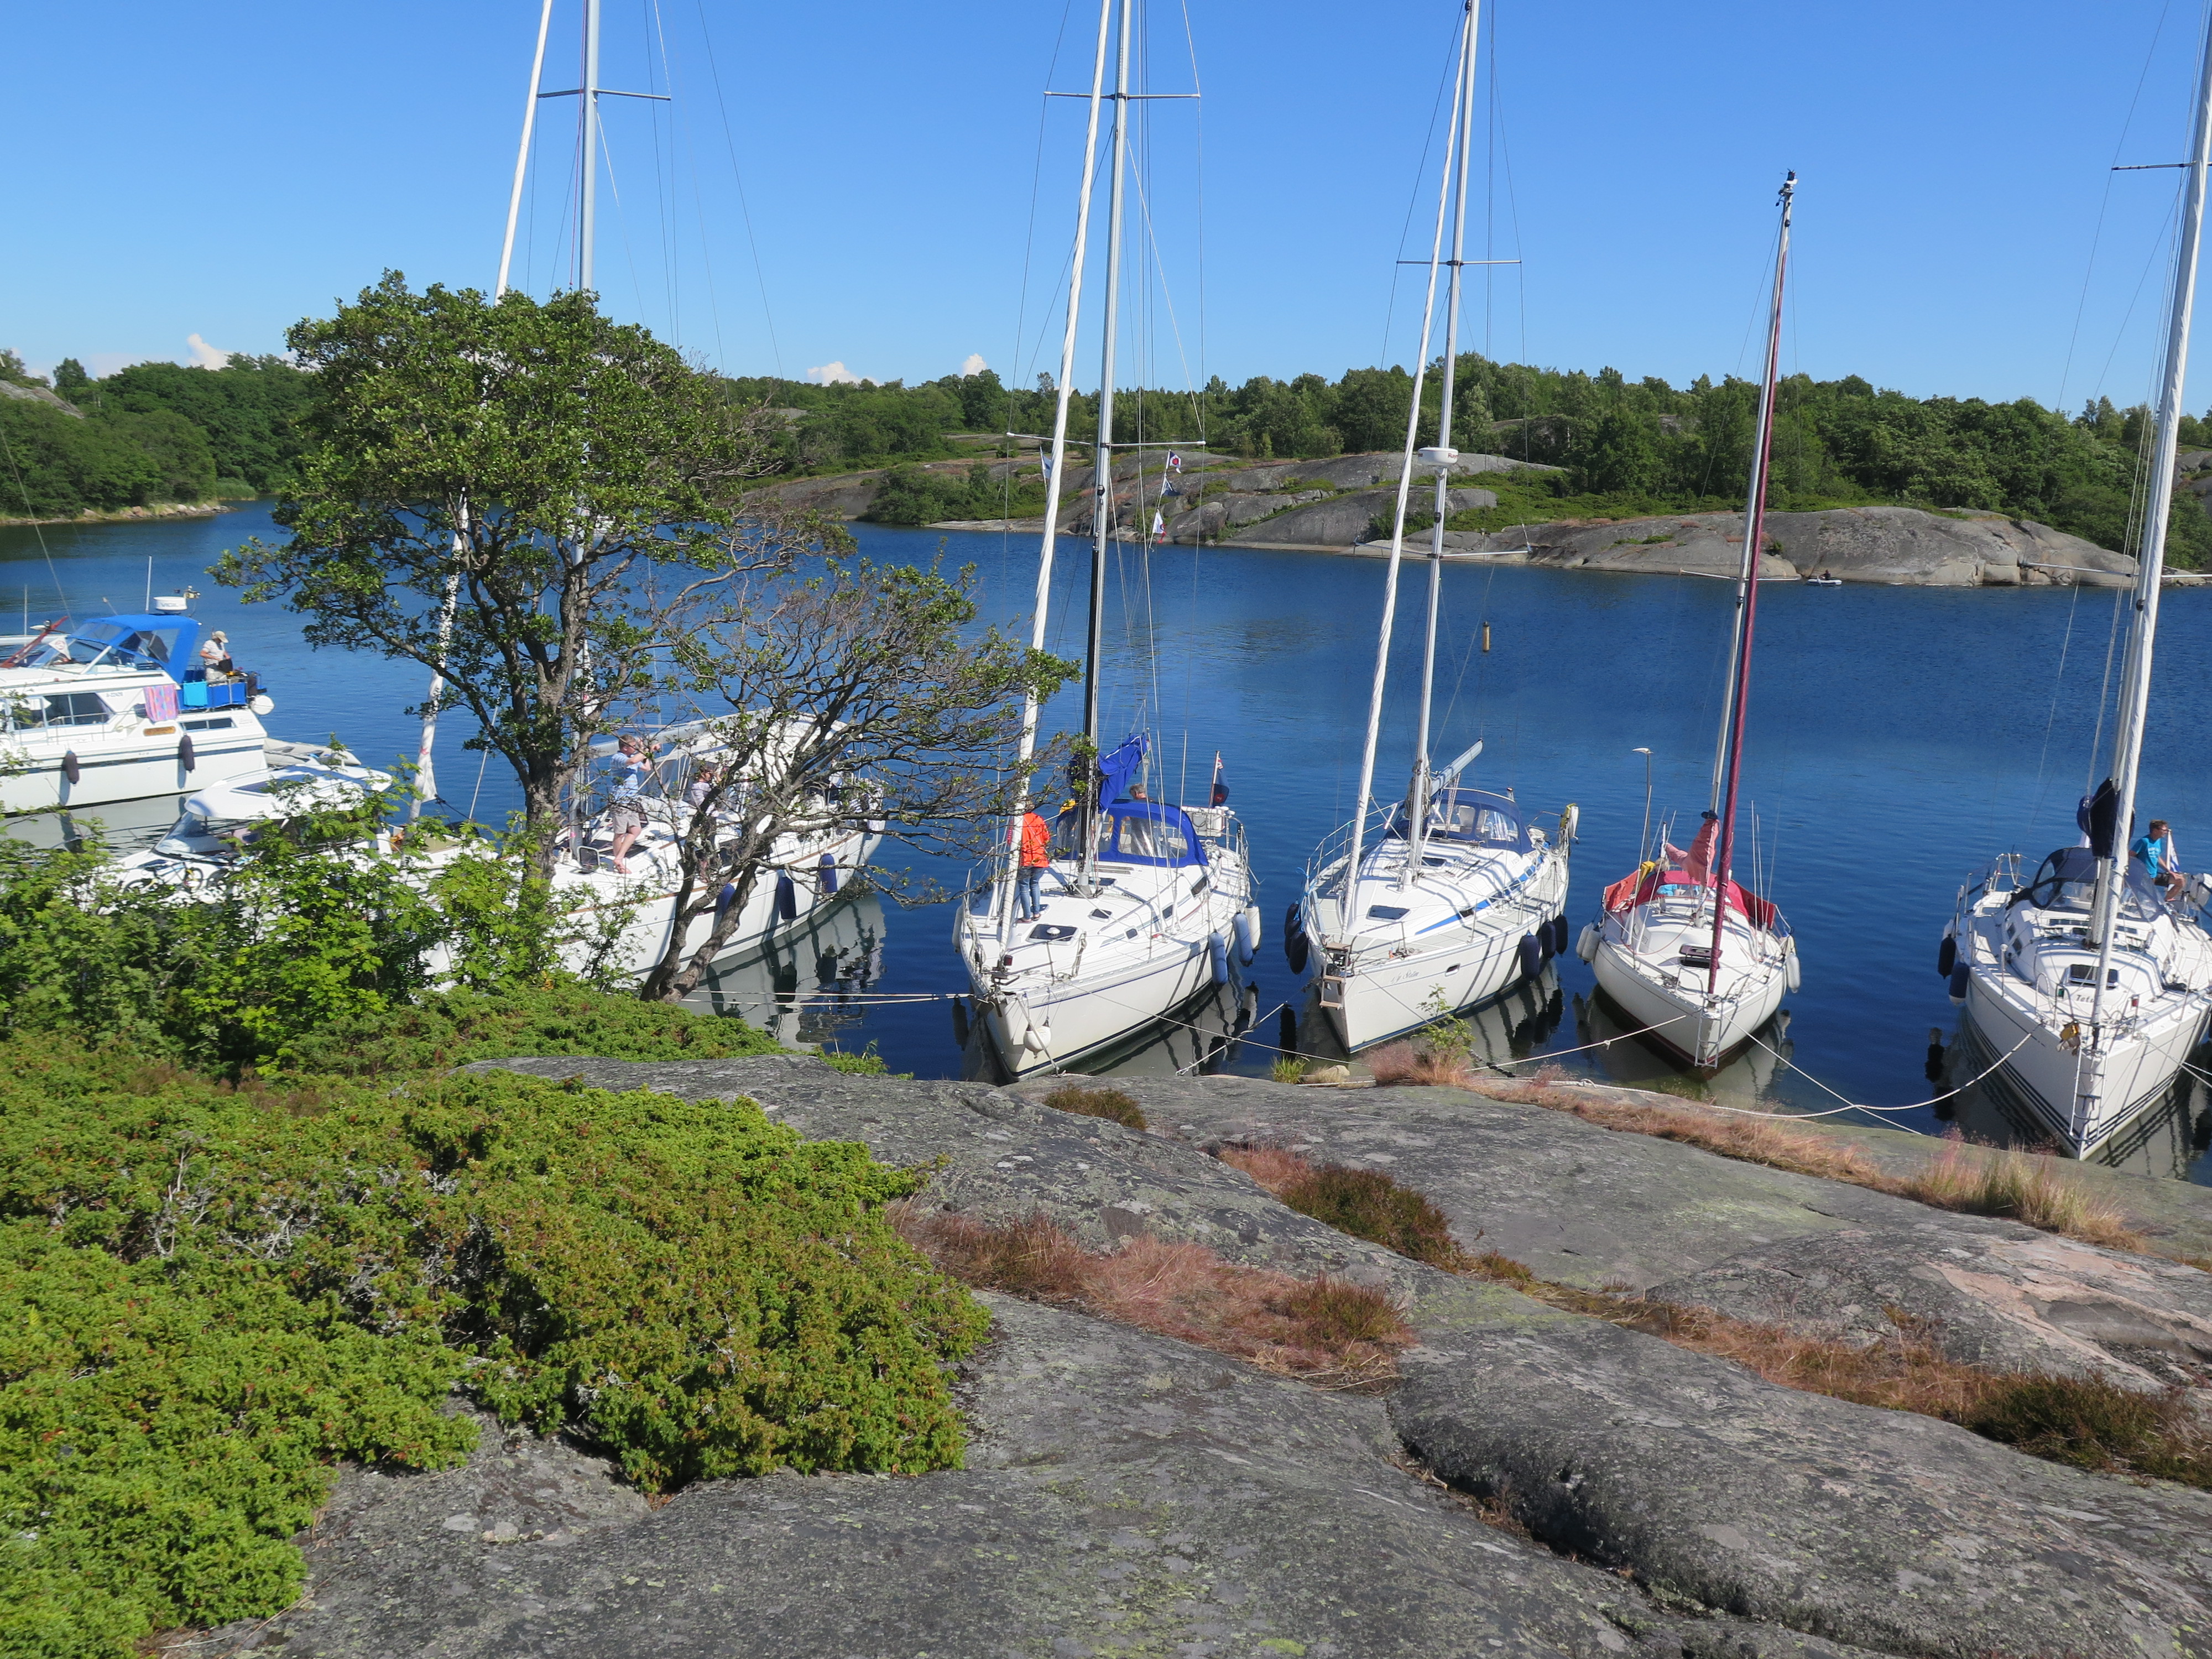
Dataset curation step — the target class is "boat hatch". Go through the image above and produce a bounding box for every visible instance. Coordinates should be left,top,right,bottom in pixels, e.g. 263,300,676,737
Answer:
1366,905,1409,921
1030,924,1078,942
2064,964,2121,989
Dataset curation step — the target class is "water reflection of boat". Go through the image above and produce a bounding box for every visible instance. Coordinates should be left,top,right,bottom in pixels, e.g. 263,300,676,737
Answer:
962,977,1260,1085
684,893,889,1050
1569,988,1787,1105
4,790,189,854
1295,966,1567,1073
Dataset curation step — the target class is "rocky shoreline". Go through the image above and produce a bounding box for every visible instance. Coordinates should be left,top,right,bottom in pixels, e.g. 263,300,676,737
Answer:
761,449,2190,588
191,1056,2212,1658
0,498,243,528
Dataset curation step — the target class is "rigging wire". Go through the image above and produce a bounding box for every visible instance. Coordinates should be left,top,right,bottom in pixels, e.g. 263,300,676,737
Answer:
690,0,785,375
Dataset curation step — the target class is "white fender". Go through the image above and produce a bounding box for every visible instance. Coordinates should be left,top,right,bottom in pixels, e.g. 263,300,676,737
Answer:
1575,921,1599,964
1234,905,1261,965
1000,997,1030,1055
1560,802,1579,845
1208,930,1231,985
1783,936,1802,994
1027,1021,1051,1056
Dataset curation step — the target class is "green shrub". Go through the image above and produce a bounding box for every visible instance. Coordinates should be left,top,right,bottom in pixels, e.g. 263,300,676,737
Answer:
1042,1084,1146,1131
0,1046,987,1654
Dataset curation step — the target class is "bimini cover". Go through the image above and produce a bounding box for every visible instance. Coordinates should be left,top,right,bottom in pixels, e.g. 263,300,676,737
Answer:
2009,847,2100,911
70,614,202,671
1391,786,1530,853
1097,733,1148,805
1103,799,1206,867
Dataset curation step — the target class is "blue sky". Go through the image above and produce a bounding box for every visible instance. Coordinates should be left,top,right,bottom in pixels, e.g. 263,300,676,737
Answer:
6,0,2210,414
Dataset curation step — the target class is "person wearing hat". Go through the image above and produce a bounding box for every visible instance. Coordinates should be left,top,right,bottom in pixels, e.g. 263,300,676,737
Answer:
200,629,234,678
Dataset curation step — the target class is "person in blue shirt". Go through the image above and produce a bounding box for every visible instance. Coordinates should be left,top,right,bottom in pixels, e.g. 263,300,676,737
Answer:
607,735,653,874
2132,817,2185,904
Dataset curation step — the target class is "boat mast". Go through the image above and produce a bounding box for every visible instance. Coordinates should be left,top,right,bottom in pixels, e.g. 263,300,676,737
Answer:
2081,11,2212,1079
1083,0,1134,753
1404,2,1481,887
579,0,602,293
497,0,557,297
990,0,1116,948
1338,4,1472,914
1705,172,1794,992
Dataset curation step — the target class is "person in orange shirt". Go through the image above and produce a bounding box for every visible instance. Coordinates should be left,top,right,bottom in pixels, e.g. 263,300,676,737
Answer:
1015,806,1052,920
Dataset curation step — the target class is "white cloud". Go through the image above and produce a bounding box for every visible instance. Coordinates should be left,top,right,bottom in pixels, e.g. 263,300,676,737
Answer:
86,352,137,378
961,353,988,377
185,332,231,369
806,360,861,385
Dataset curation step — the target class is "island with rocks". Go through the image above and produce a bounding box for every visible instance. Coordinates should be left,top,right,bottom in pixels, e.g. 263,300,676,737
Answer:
165,1050,2212,1659
763,448,2190,588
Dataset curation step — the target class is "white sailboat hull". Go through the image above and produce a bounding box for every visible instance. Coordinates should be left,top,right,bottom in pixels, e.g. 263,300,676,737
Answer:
1303,835,1569,1052
1588,892,1791,1069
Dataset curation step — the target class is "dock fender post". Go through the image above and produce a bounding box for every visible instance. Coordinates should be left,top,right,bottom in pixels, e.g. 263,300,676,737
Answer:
1575,920,1599,963
1517,933,1542,981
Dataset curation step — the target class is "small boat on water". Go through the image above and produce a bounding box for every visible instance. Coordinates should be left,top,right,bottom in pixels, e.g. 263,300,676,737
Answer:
1578,175,1801,1070
1942,12,2212,1157
1296,0,1572,1055
0,604,278,813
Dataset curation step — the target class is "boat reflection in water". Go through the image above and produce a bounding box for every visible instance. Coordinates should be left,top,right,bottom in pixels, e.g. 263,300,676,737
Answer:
1934,1025,2212,1181
683,892,889,1052
4,791,190,854
1568,988,1788,1107
1294,966,1569,1074
961,978,1261,1085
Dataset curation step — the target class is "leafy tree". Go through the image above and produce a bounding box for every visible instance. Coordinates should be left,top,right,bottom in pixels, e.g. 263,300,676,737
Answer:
50,358,88,398
89,356,312,491
216,274,836,868
634,555,1077,1000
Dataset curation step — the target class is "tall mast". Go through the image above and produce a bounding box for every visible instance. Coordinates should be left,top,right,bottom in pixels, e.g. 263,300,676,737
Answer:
580,0,603,292
2081,11,2212,1071
1083,0,1134,752
1404,1,1481,886
1337,7,1471,913
991,0,1116,947
1705,172,1793,990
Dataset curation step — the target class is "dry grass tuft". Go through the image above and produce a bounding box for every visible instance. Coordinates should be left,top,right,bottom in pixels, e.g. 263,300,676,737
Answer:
1462,1251,2210,1488
1897,1140,2143,1251
1219,1145,1471,1270
1041,1084,1147,1133
1485,1079,1884,1186
890,1203,1411,1390
1366,1042,1476,1089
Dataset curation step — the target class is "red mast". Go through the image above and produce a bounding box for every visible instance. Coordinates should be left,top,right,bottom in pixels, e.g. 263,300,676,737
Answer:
1709,173,1794,992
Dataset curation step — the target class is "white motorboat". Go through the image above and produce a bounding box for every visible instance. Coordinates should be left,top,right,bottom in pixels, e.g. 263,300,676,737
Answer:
957,0,1258,1079
1580,176,1801,1071
1296,6,1571,1053
0,607,276,812
1940,18,2212,1160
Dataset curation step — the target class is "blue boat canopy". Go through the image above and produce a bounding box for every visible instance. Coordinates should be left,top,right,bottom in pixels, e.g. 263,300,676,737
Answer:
69,614,204,675
1097,732,1148,805
1102,799,1206,868
1386,785,1530,853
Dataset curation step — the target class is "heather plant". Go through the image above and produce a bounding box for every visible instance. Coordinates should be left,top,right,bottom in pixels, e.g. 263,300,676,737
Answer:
0,1046,985,1656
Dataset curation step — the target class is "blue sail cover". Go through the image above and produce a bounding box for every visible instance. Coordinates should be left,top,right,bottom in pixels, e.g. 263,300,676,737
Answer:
1097,733,1148,804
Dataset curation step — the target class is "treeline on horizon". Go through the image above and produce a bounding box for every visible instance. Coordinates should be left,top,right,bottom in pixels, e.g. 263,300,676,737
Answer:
7,338,2208,563
739,360,2212,565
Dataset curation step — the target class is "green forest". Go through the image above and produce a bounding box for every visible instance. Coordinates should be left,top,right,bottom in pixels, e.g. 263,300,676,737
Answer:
0,349,310,517
8,342,2209,561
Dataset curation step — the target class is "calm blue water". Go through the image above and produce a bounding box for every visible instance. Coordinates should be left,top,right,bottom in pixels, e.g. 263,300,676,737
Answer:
9,504,2211,1179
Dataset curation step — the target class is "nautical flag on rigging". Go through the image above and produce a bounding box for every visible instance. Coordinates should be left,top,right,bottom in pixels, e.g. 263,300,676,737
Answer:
1041,451,1054,478
1166,451,1183,472
143,684,179,722
1210,750,1229,806
1151,510,1165,543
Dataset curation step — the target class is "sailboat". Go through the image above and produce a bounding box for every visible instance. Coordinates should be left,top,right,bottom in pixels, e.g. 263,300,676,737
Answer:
954,0,1259,1079
1942,16,2212,1159
1577,176,1801,1070
1296,0,1573,1056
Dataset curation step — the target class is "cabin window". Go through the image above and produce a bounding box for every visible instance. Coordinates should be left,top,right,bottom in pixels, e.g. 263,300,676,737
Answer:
7,692,110,731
